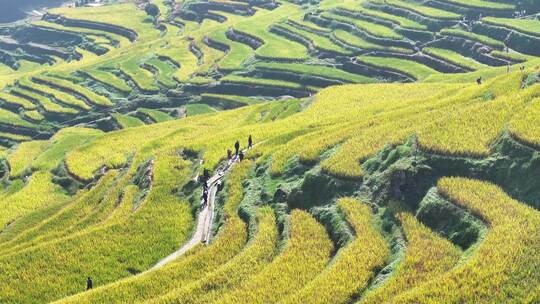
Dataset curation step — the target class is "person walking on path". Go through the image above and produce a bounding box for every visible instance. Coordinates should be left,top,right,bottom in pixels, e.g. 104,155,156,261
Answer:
248,135,253,149
203,169,210,183
86,277,93,290
202,188,208,206
234,140,240,156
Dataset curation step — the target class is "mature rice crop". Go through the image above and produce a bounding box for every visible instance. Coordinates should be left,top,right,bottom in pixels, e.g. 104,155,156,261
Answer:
57,161,253,303
7,140,49,177
32,76,113,107
393,177,540,303
284,198,389,304
0,150,195,303
146,206,279,304
23,110,44,121
359,213,462,303
48,2,159,40
216,209,334,304
10,87,79,115
18,77,90,110
0,92,36,110
0,171,68,229
1,0,540,302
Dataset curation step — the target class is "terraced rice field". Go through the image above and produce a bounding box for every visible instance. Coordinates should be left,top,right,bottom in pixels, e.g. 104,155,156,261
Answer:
0,0,539,303
0,0,536,144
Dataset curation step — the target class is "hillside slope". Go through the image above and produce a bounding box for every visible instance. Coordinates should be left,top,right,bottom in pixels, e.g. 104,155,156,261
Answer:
0,68,539,302
0,0,540,303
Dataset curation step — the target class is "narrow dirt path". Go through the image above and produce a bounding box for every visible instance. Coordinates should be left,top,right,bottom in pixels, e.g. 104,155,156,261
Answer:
151,154,240,270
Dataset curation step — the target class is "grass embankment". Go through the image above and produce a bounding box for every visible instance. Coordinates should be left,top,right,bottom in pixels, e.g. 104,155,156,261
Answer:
234,4,310,61
207,30,253,71
253,62,375,84
82,69,132,94
137,108,174,123
357,56,440,80
144,58,178,88
442,0,514,10
440,28,505,49
186,104,217,116
423,47,488,71
119,58,160,93
44,70,526,182
112,114,146,128
274,22,353,55
321,12,404,40
370,0,461,20
332,30,411,53
482,17,540,37
338,4,427,30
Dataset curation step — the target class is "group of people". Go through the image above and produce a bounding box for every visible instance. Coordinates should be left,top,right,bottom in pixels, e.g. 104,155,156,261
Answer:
227,135,253,163
199,135,254,208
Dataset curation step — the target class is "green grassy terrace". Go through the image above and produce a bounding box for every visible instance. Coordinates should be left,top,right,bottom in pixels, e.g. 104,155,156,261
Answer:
253,62,375,83
357,55,441,80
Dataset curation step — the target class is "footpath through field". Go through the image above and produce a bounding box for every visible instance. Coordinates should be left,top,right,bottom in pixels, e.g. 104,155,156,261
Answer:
151,152,243,270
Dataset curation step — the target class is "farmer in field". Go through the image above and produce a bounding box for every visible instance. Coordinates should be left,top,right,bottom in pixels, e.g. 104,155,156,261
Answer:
248,135,253,149
86,277,93,290
476,77,482,85
234,140,240,156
